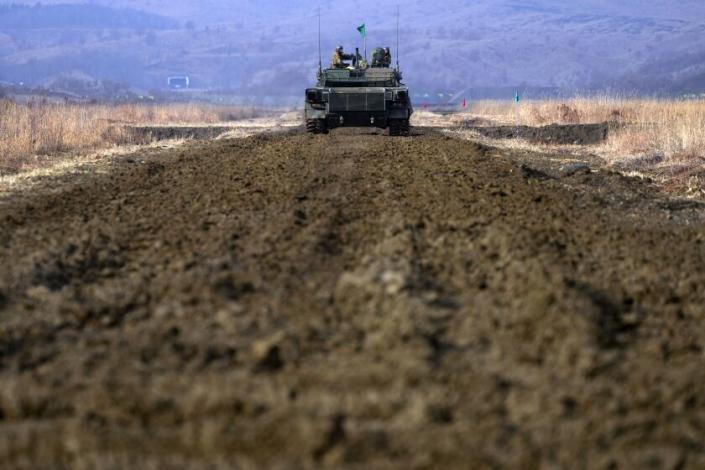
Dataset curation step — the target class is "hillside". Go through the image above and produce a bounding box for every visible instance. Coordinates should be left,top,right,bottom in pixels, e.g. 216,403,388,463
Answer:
2,1,705,99
0,4,177,29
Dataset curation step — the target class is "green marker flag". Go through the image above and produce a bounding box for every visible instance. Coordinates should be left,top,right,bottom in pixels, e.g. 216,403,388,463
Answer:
357,23,366,38
357,23,367,60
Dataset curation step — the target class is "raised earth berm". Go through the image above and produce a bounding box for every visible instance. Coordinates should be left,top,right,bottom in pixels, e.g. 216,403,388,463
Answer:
0,128,704,468
473,122,612,145
124,125,236,142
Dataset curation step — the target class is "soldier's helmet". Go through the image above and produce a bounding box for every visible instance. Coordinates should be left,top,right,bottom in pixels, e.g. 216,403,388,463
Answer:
384,47,390,54
336,45,344,52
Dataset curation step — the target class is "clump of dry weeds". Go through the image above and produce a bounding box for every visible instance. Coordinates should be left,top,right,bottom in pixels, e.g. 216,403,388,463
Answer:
0,100,261,174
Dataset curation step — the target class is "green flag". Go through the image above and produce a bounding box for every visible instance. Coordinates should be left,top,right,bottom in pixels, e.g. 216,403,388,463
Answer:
357,23,366,38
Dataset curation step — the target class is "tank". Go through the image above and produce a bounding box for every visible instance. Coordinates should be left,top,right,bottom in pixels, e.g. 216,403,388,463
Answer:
304,48,413,136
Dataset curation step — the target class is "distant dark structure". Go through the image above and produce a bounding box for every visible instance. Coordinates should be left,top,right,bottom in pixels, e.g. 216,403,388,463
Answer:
167,75,190,89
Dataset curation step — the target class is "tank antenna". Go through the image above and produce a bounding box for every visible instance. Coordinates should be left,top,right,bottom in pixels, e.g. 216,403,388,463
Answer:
318,6,322,73
396,5,400,71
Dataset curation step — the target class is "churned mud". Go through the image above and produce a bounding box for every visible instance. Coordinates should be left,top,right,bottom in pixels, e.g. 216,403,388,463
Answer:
0,128,704,468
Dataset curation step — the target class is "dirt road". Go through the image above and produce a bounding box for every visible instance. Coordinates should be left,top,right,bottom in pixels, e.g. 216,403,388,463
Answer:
1,128,704,468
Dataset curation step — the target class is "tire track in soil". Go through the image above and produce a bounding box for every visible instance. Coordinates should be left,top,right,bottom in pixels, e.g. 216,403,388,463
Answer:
0,128,704,468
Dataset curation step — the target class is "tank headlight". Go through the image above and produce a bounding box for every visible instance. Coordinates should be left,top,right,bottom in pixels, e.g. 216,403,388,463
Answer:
306,89,319,102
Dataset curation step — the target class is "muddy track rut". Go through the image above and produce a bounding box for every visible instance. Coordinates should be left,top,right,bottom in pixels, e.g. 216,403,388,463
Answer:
1,128,705,468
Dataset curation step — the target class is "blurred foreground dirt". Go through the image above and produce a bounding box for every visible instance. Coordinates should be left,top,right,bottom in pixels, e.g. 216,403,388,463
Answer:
1,128,704,468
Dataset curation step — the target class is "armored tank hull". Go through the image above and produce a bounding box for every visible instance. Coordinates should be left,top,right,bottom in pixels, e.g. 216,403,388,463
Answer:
305,67,413,136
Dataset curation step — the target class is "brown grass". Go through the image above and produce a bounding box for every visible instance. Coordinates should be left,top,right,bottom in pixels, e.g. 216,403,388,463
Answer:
0,101,261,174
5,98,705,195
435,98,705,193
465,97,640,126
461,98,705,163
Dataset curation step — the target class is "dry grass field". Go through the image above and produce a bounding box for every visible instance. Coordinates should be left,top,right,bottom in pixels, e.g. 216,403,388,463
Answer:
0,101,261,174
433,98,704,158
469,98,705,162
416,97,705,196
3,98,705,196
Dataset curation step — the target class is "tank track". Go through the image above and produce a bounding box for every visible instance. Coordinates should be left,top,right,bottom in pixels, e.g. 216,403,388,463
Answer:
306,119,329,135
389,119,410,137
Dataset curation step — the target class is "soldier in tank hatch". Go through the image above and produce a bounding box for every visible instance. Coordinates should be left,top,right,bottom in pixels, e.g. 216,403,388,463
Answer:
332,46,354,68
371,47,392,68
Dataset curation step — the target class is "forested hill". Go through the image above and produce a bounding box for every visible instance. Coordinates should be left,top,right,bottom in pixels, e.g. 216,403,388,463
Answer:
0,4,177,30
2,0,705,97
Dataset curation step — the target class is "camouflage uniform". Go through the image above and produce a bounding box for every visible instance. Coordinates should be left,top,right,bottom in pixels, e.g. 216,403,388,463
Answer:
332,51,344,67
332,47,353,68
383,48,392,67
371,47,391,68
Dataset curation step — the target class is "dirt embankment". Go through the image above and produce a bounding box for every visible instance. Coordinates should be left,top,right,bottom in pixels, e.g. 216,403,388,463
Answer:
472,122,612,145
123,125,238,142
0,128,704,468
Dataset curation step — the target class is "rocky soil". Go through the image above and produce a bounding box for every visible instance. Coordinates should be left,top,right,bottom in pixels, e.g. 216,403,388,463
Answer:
0,127,704,468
